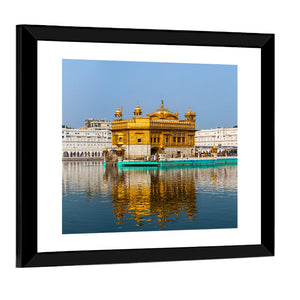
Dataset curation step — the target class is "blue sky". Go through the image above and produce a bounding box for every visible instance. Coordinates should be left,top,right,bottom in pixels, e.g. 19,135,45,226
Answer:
62,59,237,129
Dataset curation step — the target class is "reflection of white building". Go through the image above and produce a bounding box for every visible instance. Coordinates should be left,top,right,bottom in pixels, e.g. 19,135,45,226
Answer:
62,126,112,158
195,127,238,152
62,161,111,194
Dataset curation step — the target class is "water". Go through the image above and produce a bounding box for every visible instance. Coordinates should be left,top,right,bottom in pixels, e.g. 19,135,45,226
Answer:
62,161,237,234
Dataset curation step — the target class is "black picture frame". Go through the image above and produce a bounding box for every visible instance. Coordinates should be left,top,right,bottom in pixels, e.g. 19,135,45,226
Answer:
16,25,274,267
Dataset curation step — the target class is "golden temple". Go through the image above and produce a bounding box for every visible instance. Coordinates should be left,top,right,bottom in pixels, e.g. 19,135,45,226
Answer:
111,100,196,160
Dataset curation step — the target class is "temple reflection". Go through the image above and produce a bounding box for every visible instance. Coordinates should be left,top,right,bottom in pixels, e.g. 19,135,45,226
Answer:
106,167,198,228
63,162,237,232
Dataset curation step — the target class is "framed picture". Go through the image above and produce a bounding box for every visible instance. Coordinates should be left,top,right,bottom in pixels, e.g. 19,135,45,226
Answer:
16,25,274,267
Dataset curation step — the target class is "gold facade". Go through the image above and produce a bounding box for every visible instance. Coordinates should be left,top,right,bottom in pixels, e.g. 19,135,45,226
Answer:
112,100,196,159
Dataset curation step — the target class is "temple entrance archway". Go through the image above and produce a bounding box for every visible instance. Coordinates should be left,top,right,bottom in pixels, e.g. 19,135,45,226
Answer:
151,147,159,155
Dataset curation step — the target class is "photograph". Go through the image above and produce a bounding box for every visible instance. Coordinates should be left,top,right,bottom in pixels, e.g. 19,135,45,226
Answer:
62,59,238,234
16,24,274,268
4,0,292,298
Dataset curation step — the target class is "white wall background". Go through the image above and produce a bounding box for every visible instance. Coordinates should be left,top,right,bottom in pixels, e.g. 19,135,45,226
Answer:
0,0,298,299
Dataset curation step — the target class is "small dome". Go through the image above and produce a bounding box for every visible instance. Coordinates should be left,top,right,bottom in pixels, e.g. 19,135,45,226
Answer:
134,103,142,116
114,106,122,119
134,104,142,112
211,145,217,153
184,107,196,120
116,147,123,156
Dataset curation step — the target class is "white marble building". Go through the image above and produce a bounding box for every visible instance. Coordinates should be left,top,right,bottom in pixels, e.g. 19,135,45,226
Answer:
195,127,238,152
62,126,112,158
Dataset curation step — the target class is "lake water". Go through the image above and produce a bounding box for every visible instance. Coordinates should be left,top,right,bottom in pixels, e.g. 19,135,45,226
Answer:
62,161,237,234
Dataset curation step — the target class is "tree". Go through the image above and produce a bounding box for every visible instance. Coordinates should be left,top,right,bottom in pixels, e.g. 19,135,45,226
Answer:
62,124,72,129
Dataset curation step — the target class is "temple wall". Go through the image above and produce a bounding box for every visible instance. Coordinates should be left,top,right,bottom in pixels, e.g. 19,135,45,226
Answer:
120,145,195,159
123,144,151,160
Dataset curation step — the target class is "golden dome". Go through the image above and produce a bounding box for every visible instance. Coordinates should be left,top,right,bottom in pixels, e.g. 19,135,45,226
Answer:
116,147,123,155
150,100,178,120
114,106,122,119
133,103,142,116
